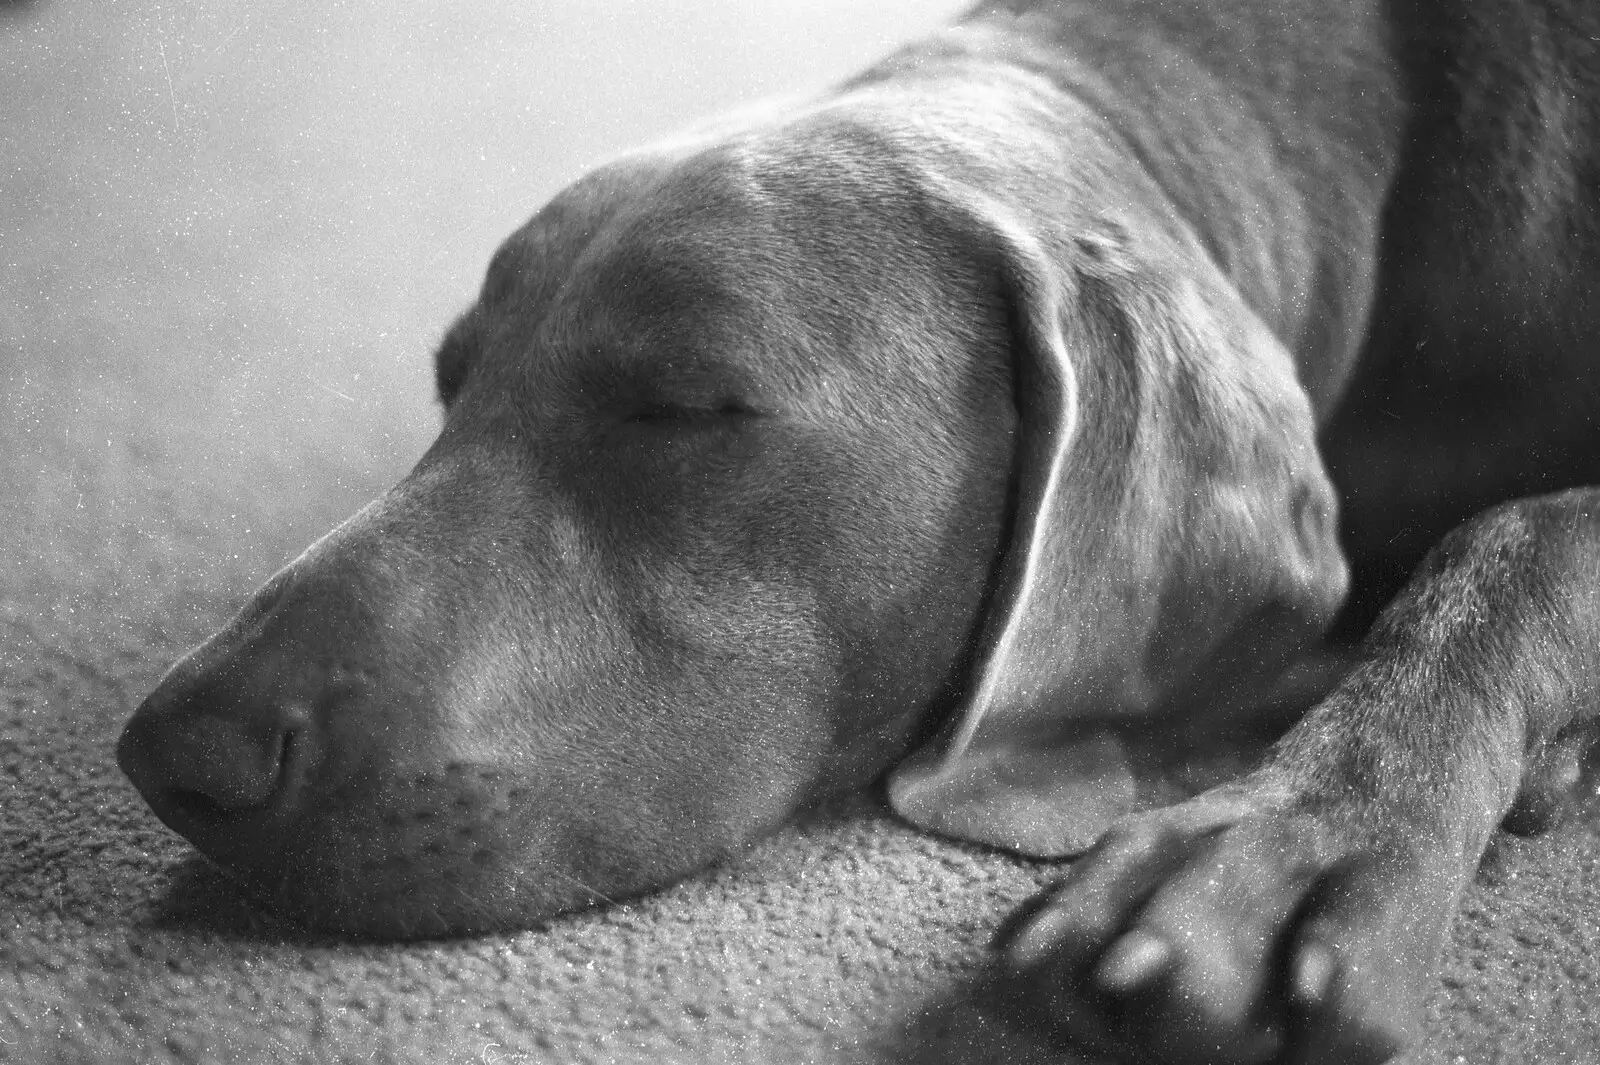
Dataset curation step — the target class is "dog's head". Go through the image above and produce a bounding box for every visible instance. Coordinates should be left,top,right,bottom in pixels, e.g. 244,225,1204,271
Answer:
118,74,1343,936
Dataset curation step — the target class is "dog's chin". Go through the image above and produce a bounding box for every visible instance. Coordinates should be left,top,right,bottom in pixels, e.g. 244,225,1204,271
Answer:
215,829,690,939
232,864,616,940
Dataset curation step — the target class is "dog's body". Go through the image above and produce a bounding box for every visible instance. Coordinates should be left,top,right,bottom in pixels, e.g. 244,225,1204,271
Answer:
117,1,1600,1061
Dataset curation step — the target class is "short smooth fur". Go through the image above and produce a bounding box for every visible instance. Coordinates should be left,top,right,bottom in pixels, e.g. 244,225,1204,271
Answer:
119,1,1600,1061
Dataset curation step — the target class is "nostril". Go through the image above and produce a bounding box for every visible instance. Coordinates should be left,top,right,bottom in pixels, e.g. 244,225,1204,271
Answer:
118,693,309,821
160,726,298,817
198,716,294,811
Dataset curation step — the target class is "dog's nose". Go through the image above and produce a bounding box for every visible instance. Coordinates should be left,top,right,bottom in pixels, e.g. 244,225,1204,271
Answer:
117,645,324,860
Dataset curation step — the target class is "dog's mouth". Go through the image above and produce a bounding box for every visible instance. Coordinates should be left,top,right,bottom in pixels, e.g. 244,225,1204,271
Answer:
207,791,647,938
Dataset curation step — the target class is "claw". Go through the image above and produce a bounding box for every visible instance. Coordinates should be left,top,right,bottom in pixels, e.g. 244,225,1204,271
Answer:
1094,930,1172,994
1005,902,1078,968
1290,938,1337,1009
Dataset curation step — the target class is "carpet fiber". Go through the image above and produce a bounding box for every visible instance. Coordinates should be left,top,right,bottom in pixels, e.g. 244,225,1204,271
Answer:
3,1,1598,1062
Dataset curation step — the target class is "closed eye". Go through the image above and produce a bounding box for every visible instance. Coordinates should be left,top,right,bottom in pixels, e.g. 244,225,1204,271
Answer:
626,400,760,424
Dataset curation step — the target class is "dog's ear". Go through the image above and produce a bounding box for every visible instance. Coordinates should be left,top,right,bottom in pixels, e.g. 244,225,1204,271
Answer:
888,203,1347,857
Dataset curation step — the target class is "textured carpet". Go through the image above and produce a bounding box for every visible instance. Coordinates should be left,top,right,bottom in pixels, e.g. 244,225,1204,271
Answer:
3,1,1599,1062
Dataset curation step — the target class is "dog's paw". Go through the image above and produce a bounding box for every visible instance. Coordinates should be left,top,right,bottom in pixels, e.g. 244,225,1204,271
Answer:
993,787,1450,1065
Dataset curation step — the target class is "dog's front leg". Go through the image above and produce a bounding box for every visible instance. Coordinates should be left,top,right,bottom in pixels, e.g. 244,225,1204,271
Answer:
994,487,1600,1065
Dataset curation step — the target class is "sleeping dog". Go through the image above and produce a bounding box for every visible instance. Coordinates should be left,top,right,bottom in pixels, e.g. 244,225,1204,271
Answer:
117,0,1600,1061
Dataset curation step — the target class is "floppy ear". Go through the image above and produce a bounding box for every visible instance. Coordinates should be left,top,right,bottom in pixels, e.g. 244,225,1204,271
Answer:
887,203,1348,857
